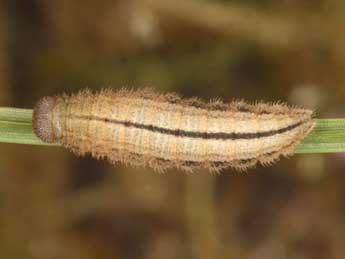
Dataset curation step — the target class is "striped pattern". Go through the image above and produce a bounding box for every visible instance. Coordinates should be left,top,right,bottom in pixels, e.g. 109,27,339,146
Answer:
32,88,315,172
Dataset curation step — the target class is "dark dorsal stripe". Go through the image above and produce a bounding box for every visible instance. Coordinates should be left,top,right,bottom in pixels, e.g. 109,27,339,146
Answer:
72,115,306,140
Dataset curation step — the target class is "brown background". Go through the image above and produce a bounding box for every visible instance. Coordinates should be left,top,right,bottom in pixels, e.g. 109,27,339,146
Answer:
1,1,345,258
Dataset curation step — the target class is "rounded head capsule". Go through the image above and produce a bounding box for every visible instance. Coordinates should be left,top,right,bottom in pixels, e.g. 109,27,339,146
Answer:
32,96,59,143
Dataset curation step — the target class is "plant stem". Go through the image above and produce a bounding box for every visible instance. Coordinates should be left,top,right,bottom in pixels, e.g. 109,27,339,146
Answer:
0,107,345,153
295,119,345,154
0,107,53,146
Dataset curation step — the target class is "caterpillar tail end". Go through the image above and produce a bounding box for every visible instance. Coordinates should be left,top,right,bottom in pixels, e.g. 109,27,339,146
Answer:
32,96,58,143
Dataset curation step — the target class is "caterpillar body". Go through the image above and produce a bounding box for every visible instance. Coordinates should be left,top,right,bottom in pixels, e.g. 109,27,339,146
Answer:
33,88,315,172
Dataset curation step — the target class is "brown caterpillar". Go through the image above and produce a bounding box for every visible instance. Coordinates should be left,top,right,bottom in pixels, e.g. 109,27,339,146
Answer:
32,88,315,172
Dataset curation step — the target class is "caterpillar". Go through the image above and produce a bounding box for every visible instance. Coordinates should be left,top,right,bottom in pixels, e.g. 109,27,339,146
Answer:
32,88,315,172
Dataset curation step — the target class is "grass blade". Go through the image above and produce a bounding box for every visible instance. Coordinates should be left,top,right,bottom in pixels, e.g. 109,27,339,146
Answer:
295,119,345,154
0,108,55,146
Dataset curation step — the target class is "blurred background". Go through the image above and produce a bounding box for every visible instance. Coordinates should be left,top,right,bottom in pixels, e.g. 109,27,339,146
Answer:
1,0,345,258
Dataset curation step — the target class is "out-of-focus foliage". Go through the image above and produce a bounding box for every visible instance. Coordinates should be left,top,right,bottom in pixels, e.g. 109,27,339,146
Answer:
1,1,345,258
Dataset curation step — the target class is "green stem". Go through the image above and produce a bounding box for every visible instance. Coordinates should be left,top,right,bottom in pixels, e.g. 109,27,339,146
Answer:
0,107,345,153
295,119,345,154
0,107,54,146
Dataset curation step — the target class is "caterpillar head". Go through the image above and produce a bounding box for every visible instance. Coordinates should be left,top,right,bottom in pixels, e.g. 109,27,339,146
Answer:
33,96,59,143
